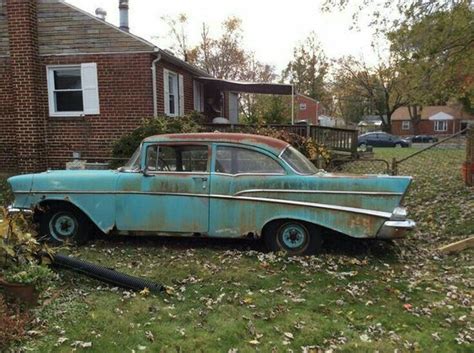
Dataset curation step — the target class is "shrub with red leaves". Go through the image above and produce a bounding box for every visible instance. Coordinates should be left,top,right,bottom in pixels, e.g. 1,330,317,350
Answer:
0,294,30,349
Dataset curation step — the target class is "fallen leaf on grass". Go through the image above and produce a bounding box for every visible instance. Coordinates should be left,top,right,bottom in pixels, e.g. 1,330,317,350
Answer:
70,341,92,348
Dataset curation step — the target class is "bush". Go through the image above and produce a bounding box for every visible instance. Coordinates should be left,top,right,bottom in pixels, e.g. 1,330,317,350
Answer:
0,175,13,207
255,127,331,164
110,113,204,168
0,295,30,348
0,209,54,291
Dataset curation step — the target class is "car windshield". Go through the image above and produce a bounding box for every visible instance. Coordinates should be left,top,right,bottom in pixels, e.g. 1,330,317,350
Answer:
121,146,141,171
281,146,318,175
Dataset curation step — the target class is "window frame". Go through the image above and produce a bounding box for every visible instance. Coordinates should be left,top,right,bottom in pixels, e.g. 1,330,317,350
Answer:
401,120,411,130
434,120,448,132
46,63,99,117
142,143,211,174
299,103,307,111
47,64,84,117
164,68,184,117
212,144,287,176
193,80,205,112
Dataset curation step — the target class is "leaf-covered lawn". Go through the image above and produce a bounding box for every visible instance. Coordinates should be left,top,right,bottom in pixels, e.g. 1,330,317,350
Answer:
4,148,474,352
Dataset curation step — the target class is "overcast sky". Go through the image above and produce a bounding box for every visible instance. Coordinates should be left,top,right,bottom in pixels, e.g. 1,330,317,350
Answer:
66,0,379,73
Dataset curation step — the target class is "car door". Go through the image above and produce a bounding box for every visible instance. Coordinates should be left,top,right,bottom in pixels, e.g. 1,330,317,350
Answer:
367,133,379,146
209,144,287,238
115,143,210,234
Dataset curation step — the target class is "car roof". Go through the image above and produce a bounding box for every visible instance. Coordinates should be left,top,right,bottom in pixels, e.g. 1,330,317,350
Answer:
143,132,290,156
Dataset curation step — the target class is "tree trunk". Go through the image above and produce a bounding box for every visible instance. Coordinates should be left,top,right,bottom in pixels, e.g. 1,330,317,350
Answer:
408,105,422,135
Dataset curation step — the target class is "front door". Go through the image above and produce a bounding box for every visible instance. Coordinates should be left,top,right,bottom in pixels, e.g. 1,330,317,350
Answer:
115,144,210,234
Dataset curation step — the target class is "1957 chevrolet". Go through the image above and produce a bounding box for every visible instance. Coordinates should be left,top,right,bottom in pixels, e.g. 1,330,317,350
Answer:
7,133,415,255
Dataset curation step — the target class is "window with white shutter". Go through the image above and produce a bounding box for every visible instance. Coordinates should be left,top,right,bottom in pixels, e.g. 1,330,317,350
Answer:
164,69,184,116
46,63,100,117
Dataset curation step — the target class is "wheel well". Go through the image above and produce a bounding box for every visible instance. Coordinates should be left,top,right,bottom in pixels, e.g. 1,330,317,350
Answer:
262,218,328,237
35,200,96,229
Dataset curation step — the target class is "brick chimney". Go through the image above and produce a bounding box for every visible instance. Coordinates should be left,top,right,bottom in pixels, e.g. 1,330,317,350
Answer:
6,0,45,172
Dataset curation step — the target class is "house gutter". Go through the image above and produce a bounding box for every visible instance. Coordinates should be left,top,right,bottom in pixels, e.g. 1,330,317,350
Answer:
151,53,162,118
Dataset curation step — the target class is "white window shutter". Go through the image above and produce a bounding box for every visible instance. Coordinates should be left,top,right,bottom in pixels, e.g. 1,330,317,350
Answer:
179,74,184,116
193,80,199,111
81,63,100,115
163,69,170,115
46,67,55,116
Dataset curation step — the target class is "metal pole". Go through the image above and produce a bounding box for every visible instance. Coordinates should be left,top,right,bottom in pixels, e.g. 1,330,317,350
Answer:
291,85,295,125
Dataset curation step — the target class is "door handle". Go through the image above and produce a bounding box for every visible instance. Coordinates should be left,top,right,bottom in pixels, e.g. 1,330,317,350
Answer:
192,176,208,181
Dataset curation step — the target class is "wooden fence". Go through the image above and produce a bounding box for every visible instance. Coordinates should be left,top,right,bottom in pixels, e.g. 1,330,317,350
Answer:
201,124,358,154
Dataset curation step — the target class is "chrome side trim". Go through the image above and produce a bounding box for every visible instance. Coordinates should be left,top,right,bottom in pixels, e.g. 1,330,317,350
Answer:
6,205,33,215
234,189,403,196
16,190,393,218
213,194,393,218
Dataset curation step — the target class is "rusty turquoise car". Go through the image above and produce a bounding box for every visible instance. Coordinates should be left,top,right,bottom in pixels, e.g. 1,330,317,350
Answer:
7,133,415,255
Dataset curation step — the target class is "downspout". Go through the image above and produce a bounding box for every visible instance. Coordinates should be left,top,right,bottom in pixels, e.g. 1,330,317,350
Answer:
151,53,162,118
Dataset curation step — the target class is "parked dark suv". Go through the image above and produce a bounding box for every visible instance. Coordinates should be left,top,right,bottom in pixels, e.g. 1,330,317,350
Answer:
406,135,438,143
358,132,411,148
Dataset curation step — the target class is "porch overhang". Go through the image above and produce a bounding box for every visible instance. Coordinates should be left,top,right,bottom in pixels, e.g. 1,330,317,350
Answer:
196,77,293,95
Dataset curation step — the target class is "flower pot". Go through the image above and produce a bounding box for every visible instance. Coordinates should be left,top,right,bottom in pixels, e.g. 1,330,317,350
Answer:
0,278,39,305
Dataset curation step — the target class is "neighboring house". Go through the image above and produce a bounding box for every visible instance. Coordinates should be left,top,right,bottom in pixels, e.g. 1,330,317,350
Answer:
0,0,291,173
294,94,321,125
391,106,474,136
318,115,345,128
357,115,386,133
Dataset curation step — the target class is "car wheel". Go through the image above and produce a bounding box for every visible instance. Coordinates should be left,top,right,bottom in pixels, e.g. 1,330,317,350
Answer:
39,204,91,245
395,143,402,148
428,139,434,143
264,221,322,256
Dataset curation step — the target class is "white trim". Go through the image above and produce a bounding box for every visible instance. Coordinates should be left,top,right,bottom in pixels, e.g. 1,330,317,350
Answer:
234,189,403,196
434,120,448,132
428,112,454,121
40,50,157,57
401,120,410,130
178,74,185,116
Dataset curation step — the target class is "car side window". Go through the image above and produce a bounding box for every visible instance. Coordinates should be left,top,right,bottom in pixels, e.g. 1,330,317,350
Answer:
145,145,208,172
215,146,285,174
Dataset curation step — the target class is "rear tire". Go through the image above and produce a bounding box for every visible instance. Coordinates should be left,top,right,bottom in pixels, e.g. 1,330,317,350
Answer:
39,204,91,245
263,220,323,256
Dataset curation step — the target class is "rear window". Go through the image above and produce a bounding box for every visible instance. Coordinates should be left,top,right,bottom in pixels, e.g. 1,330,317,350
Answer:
215,146,285,174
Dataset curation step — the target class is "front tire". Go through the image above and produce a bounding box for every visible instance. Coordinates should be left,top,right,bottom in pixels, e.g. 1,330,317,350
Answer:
264,221,323,256
39,204,91,245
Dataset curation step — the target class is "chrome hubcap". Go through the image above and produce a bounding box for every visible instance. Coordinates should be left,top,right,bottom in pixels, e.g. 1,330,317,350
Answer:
281,224,306,249
50,213,77,241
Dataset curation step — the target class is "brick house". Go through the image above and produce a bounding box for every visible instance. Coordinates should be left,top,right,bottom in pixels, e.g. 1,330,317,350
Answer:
294,94,320,125
0,0,293,173
391,105,474,136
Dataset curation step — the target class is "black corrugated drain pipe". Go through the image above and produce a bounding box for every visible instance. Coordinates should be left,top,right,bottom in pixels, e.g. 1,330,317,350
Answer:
51,253,164,294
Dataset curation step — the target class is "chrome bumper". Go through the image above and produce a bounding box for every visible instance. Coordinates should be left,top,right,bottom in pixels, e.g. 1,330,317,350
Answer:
377,219,416,239
6,205,33,216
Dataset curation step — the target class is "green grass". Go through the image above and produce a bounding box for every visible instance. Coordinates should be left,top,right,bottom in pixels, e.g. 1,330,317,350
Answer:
3,148,474,352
